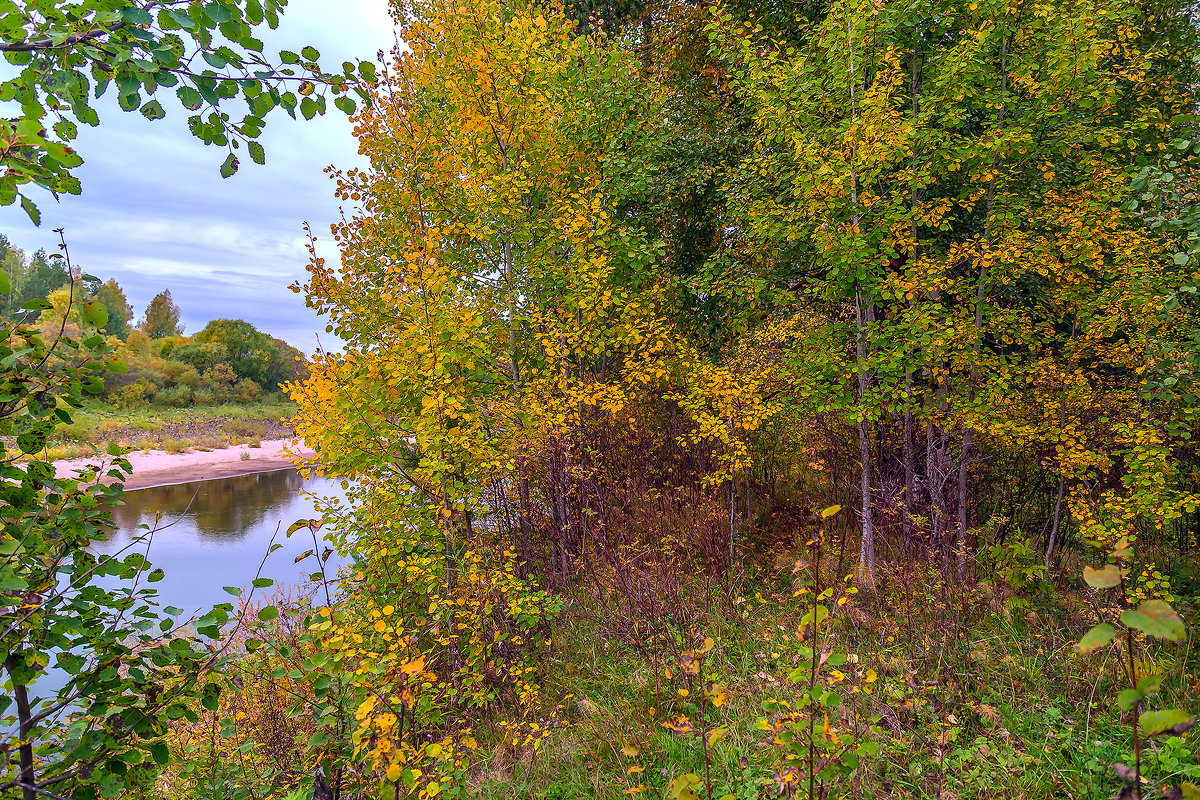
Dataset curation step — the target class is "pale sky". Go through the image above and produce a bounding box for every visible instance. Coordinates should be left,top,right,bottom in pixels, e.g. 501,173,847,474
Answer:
0,0,396,351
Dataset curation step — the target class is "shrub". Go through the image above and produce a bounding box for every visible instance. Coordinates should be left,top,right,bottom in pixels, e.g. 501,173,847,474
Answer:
154,385,193,407
192,388,219,406
116,379,155,409
233,378,262,403
125,329,150,355
203,362,237,388
152,335,187,358
160,359,191,382
103,366,163,398
176,365,202,388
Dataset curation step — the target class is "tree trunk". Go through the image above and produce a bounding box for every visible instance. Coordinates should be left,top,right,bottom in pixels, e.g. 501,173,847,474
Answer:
1045,474,1066,570
904,377,915,558
855,290,876,588
8,658,37,800
956,428,972,583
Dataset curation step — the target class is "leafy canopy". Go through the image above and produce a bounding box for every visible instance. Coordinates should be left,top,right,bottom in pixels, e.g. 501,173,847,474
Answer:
0,0,378,223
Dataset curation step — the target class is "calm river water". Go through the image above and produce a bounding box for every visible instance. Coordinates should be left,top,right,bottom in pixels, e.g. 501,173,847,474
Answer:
10,469,348,719
95,468,348,615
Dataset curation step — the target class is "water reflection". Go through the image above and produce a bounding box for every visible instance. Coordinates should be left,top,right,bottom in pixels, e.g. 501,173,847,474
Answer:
108,469,311,543
96,469,347,616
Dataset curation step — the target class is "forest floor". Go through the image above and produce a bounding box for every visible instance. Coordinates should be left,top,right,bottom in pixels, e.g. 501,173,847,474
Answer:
459,544,1200,800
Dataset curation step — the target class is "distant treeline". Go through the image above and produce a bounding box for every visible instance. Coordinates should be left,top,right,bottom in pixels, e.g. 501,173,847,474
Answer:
0,234,307,407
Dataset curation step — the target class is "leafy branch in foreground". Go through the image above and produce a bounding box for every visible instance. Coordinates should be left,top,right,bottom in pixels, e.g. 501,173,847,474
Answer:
0,235,278,800
1079,542,1194,800
0,0,379,223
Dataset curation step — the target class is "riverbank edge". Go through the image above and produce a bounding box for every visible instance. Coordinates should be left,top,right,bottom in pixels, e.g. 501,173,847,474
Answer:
52,438,315,491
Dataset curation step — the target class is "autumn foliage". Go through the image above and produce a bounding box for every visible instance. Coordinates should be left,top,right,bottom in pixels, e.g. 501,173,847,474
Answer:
273,0,1200,795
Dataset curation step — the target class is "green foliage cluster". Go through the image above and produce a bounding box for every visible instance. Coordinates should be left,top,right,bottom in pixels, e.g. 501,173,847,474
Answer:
0,0,375,222
0,243,267,800
0,239,307,410
4,0,1200,796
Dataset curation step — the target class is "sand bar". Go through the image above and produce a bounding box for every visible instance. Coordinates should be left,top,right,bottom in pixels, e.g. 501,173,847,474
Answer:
52,439,315,491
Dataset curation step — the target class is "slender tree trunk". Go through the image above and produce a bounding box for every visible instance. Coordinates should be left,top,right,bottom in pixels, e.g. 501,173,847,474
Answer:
904,377,915,558
956,428,972,582
1045,475,1066,570
846,10,876,589
904,25,922,561
10,664,36,800
1045,317,1077,570
956,31,1008,583
855,290,876,588
729,475,736,567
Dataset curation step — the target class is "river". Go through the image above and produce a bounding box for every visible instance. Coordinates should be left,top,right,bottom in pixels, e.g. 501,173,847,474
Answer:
6,468,348,728
94,468,349,615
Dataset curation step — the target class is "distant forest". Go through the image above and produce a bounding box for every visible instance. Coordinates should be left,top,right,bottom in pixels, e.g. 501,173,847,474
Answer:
0,233,307,407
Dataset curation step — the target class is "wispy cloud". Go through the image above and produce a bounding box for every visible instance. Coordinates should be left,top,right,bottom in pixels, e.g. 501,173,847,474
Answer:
0,0,393,352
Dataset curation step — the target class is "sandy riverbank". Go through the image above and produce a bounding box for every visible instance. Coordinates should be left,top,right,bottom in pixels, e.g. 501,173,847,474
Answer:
52,439,315,491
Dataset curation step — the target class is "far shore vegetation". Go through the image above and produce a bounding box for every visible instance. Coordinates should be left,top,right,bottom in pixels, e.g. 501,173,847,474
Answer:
1,232,305,459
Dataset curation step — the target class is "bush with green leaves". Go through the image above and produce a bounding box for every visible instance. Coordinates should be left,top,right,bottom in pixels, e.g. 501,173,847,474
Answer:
1078,541,1196,800
1,252,258,800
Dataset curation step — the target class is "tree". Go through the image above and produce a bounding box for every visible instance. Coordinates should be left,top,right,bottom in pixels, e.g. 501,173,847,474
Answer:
193,318,278,387
709,0,1197,584
138,289,184,339
0,237,253,800
94,278,134,339
15,250,70,313
0,0,377,223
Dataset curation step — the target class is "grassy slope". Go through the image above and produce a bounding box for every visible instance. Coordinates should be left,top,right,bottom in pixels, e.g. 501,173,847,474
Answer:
42,400,298,459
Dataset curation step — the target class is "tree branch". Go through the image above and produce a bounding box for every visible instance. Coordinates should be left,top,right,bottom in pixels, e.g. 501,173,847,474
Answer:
0,23,125,53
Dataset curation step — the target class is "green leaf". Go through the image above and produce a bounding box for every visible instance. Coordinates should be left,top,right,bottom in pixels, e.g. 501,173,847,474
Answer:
251,578,273,588
177,86,204,110
20,195,40,226
1083,564,1121,588
121,6,154,25
140,100,166,121
1121,600,1185,641
1136,673,1164,696
301,46,320,61
83,301,109,327
1140,708,1192,736
149,740,170,765
166,8,196,28
1118,688,1144,711
247,140,265,165
257,605,279,622
705,726,728,747
201,682,221,711
220,153,239,178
